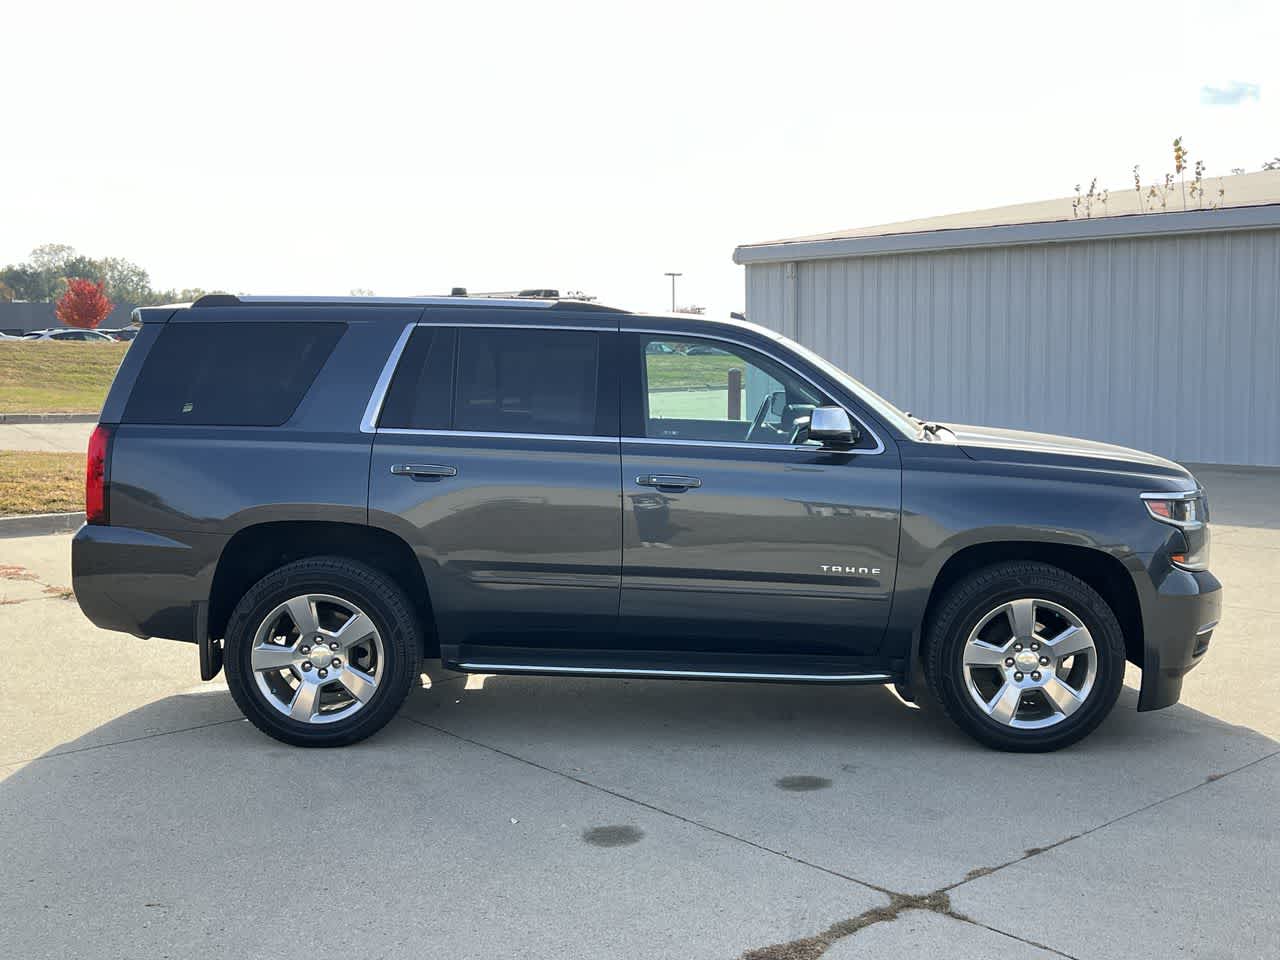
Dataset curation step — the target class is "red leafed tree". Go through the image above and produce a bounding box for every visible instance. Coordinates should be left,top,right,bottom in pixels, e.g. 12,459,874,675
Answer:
55,278,114,329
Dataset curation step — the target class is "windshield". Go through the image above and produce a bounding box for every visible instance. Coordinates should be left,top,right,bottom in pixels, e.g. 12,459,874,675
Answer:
765,329,919,438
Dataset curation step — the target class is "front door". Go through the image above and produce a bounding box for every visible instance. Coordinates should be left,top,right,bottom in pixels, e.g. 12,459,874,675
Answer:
618,332,901,670
367,319,622,665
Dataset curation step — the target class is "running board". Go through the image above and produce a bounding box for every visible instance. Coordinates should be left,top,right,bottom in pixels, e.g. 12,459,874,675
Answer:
455,662,893,683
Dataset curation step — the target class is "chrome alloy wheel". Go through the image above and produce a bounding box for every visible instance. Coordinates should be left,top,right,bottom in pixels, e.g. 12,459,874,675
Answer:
961,598,1098,730
250,594,384,724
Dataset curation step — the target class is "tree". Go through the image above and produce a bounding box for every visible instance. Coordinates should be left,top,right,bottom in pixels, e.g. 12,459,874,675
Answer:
28,243,78,274
98,256,152,304
55,278,114,329
0,264,58,301
0,279,13,302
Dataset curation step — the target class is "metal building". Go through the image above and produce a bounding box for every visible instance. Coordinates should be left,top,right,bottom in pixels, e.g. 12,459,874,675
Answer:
734,171,1280,467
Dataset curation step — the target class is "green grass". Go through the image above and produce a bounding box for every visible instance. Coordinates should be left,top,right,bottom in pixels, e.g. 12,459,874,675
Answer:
645,353,742,391
0,341,128,414
0,451,83,516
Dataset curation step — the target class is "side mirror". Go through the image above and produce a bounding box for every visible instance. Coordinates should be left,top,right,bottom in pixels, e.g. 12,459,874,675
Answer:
808,405,860,448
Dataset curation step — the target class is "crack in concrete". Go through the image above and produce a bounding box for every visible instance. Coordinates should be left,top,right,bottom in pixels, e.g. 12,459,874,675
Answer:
739,891,1079,960
1,716,247,769
745,748,1280,959
0,562,73,605
407,714,1278,960
403,715,895,894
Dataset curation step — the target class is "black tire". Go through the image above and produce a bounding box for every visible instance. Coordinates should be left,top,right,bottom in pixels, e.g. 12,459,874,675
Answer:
924,561,1126,752
223,556,421,747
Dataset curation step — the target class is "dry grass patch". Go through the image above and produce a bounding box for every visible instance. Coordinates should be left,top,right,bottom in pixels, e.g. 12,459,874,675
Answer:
0,341,128,414
0,451,83,516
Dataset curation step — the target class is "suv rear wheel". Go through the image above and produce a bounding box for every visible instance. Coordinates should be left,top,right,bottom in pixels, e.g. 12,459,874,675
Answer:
924,561,1126,752
223,557,421,747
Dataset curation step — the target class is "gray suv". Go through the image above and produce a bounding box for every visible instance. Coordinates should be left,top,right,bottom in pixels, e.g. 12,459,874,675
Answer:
72,295,1221,751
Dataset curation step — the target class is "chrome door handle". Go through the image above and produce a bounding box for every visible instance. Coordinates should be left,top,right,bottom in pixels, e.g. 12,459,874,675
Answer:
636,474,702,490
391,463,458,479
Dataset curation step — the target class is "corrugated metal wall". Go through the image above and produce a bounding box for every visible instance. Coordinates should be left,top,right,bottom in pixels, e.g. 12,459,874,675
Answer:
745,229,1280,466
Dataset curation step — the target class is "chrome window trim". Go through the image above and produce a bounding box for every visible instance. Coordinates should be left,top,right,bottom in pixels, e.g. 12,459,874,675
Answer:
623,437,839,454
361,321,885,454
417,321,613,331
457,662,893,683
623,326,885,455
378,428,616,444
361,322,614,435
360,322,416,433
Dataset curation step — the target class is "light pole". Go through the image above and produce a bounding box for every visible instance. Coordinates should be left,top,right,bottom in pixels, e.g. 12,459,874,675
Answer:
664,272,682,312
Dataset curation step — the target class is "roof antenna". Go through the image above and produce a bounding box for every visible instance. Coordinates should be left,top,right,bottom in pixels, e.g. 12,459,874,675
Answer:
450,287,468,297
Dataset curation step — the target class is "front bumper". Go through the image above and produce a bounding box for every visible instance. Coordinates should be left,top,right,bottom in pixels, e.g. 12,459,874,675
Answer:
1137,565,1222,711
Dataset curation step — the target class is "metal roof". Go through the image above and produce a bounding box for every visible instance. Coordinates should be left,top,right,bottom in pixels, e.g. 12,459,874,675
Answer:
734,170,1280,264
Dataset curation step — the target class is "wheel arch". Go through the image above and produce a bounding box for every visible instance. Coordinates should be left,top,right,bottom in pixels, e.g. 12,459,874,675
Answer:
918,541,1145,670
207,521,436,657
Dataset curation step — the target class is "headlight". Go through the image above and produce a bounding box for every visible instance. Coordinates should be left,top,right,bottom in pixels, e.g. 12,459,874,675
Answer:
1141,491,1210,570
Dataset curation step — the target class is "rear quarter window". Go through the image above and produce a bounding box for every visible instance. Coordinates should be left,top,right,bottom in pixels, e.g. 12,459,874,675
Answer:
123,321,345,426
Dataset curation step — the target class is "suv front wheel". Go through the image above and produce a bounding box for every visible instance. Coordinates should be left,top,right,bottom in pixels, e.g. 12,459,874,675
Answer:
924,561,1127,752
223,557,421,747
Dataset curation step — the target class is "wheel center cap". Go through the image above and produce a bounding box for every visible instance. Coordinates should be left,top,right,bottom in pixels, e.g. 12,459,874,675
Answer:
1014,650,1040,672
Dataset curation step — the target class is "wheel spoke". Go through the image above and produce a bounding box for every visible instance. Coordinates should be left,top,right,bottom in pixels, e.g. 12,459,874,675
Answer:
1005,598,1036,642
339,666,377,703
1044,623,1093,659
285,596,319,636
1041,675,1086,717
985,682,1022,725
331,612,375,650
289,679,323,721
964,641,1009,668
251,643,296,673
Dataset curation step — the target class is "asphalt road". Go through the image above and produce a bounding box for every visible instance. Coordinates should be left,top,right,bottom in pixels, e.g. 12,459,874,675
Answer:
1,466,1277,959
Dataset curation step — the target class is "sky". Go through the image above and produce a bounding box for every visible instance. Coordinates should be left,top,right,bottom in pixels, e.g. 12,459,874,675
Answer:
1,0,1277,318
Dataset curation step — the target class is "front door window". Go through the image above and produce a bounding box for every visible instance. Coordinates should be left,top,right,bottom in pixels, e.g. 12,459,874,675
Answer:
639,337,826,445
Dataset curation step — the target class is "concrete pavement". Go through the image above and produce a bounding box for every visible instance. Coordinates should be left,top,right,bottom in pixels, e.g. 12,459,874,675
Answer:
0,420,94,452
1,466,1277,959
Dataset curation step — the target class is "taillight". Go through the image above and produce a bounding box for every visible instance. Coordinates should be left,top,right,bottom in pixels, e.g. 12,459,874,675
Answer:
86,424,113,524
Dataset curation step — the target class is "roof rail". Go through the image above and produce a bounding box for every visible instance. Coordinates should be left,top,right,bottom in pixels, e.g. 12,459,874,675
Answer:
188,293,630,313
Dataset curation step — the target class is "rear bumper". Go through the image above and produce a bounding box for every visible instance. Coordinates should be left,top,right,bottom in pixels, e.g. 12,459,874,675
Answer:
1137,566,1222,711
72,523,221,643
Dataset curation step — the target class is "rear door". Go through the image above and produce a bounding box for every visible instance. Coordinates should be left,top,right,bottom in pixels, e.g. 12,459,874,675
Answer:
368,313,622,666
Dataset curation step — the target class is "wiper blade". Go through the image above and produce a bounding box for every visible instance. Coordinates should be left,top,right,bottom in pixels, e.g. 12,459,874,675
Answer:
905,411,944,435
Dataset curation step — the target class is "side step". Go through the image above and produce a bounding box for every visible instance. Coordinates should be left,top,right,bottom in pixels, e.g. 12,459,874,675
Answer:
454,661,893,684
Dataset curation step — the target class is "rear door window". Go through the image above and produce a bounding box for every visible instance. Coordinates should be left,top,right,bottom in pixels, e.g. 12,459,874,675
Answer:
123,321,344,426
378,325,616,437
454,328,609,436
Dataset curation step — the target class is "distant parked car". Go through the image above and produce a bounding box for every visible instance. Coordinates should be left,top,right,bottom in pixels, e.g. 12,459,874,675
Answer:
99,327,139,342
22,329,116,342
684,344,731,356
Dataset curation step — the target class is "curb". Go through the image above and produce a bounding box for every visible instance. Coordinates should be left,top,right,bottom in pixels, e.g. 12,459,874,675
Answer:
0,512,83,538
0,413,98,425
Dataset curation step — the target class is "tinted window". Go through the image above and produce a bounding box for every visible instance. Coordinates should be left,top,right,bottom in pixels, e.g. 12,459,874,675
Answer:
379,327,456,430
638,336,825,444
454,328,605,436
123,321,344,426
